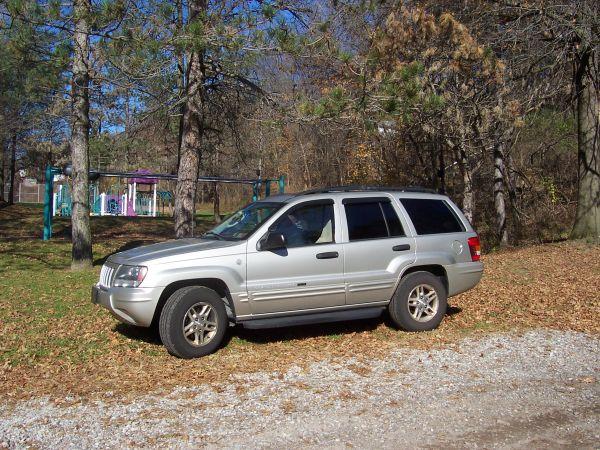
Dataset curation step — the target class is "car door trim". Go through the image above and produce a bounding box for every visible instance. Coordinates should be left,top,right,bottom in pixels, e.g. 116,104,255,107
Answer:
236,301,389,321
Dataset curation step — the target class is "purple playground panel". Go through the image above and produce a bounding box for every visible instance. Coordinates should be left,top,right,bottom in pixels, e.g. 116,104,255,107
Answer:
126,170,158,217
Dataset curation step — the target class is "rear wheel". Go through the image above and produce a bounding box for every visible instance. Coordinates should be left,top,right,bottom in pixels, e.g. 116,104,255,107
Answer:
388,271,447,331
159,286,228,358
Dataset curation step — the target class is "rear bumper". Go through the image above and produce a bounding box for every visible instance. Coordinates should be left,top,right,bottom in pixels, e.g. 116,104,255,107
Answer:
445,261,483,297
92,284,162,327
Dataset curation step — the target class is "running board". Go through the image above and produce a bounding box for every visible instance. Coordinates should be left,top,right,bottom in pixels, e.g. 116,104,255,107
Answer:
240,306,385,330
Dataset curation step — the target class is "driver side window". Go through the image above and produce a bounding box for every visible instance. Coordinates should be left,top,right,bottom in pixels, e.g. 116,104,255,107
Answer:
271,202,335,248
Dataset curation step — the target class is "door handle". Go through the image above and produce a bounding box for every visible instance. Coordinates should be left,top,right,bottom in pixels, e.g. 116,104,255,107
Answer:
316,251,339,259
392,244,411,252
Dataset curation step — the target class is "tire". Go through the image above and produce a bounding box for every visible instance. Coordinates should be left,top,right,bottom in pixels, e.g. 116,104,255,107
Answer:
159,286,228,358
388,271,447,332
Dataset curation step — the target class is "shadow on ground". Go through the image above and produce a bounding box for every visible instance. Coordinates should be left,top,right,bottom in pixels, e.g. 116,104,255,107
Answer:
113,305,463,349
114,323,162,345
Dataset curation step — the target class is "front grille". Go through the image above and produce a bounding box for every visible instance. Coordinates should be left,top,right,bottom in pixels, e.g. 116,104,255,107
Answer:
99,263,117,287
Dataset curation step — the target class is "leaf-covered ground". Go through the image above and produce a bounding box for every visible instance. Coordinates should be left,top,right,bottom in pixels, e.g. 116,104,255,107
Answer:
0,204,598,401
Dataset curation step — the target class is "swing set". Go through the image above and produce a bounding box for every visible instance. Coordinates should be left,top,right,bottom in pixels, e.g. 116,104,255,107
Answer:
42,165,285,240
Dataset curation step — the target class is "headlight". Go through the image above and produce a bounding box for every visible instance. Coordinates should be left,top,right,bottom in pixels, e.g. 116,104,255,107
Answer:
113,265,147,288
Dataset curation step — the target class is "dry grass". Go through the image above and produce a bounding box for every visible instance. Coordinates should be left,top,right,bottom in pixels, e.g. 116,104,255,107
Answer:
0,204,598,402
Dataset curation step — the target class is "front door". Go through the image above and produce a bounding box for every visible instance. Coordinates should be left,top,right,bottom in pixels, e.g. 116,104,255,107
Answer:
246,200,345,314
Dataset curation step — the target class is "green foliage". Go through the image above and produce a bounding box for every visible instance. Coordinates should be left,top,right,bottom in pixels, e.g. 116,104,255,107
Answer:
399,61,425,81
300,87,350,119
424,93,445,111
0,4,68,156
338,50,353,63
270,26,300,53
526,109,576,154
261,3,276,21
187,19,207,52
541,176,559,204
317,21,330,33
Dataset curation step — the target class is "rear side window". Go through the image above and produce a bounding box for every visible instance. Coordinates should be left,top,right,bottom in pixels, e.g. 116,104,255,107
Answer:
381,202,404,236
344,199,405,241
400,198,465,235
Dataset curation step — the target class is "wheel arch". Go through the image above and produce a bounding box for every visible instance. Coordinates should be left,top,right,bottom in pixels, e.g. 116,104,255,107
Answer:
151,278,235,328
400,264,448,294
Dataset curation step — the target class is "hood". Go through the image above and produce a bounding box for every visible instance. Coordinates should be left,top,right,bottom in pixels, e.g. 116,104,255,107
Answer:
108,238,244,265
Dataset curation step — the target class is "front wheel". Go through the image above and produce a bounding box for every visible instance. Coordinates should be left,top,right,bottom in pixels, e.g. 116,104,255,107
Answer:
388,271,447,332
159,286,228,358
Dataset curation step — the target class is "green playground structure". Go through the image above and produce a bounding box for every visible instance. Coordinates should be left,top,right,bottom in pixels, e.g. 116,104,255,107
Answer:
42,165,285,240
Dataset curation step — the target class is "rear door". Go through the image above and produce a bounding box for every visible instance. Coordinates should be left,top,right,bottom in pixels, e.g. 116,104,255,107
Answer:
399,197,472,264
341,197,416,305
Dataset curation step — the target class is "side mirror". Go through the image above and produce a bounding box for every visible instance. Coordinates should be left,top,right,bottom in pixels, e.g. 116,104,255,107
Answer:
259,232,286,251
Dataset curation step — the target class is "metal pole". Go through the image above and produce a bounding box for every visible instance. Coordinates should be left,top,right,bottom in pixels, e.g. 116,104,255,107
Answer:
43,165,54,240
152,183,157,217
87,170,259,184
133,182,137,214
100,192,106,216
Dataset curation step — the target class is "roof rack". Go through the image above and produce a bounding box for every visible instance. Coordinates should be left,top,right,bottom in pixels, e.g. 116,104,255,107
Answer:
299,185,438,195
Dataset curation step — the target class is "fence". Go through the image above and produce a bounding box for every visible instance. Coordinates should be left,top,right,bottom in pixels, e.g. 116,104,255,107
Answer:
2,182,45,203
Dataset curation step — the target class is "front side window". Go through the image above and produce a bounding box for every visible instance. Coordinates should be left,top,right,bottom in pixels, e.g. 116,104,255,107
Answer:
203,202,283,241
344,199,405,241
270,202,335,247
400,198,465,235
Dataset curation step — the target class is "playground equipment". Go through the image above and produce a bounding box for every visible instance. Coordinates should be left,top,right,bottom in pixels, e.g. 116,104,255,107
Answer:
42,165,285,240
85,169,162,217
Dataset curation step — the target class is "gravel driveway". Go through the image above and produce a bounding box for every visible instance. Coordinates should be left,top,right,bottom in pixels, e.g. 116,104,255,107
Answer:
1,329,598,449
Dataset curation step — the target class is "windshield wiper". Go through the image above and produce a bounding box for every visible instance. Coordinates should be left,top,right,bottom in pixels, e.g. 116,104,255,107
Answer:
202,231,226,241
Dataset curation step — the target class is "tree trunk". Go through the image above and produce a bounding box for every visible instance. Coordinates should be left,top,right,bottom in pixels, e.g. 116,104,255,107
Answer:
494,142,508,246
437,144,446,194
571,50,600,240
175,0,186,173
298,136,312,189
458,148,474,224
0,138,5,203
505,154,521,243
70,0,93,270
8,134,16,205
462,167,474,225
174,0,207,238
213,183,221,223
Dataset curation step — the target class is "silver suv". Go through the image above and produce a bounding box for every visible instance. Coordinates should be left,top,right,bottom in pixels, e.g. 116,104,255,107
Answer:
92,187,483,358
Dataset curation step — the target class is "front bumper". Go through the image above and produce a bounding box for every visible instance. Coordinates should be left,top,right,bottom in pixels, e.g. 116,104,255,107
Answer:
92,284,162,327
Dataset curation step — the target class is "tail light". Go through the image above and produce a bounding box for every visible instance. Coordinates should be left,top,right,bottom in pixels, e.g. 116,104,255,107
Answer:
467,236,481,262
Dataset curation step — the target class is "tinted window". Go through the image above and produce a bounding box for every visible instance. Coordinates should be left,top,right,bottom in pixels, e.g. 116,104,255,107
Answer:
381,202,404,237
271,203,334,247
400,199,465,235
345,202,389,240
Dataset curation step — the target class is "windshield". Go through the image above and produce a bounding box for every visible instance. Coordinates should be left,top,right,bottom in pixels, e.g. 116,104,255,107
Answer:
202,202,283,241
